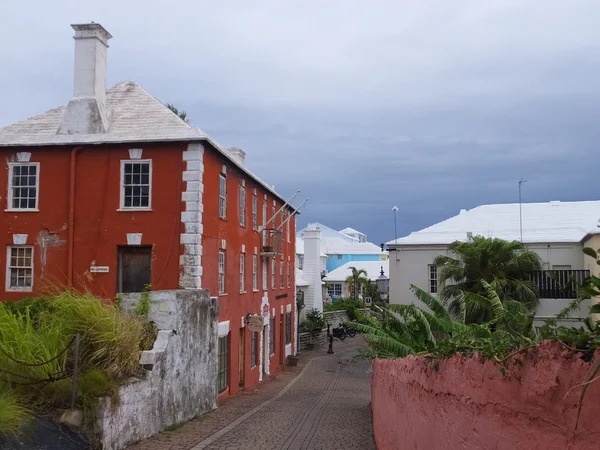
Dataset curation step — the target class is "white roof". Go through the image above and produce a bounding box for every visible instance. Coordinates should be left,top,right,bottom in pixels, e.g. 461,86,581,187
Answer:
387,200,600,246
295,238,328,257
321,237,384,255
323,261,389,282
339,227,365,236
295,269,309,287
0,81,289,205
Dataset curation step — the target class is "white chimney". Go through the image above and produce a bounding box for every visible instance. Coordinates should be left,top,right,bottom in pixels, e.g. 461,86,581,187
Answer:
58,23,112,135
227,147,246,167
302,225,323,318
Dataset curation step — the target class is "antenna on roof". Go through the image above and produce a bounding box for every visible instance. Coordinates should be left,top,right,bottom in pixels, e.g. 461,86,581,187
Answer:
392,206,399,245
518,178,527,242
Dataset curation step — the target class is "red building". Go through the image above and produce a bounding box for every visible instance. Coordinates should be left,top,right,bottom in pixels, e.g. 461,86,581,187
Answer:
0,23,297,396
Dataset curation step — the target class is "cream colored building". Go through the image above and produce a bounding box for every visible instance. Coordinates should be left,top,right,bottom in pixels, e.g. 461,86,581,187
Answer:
387,200,600,325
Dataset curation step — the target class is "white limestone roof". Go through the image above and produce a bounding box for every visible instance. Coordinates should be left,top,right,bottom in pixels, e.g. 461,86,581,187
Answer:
323,261,389,282
295,238,328,257
387,200,600,246
0,80,290,205
339,227,365,236
321,237,384,255
295,269,309,287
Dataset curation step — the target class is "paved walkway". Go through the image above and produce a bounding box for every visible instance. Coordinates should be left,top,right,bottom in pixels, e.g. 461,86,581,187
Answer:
129,338,375,450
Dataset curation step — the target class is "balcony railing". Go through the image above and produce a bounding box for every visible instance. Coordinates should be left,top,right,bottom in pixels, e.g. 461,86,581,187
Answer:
261,228,282,256
530,269,590,299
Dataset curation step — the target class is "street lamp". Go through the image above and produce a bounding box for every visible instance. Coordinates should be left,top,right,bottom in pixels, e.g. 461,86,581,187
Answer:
376,266,389,303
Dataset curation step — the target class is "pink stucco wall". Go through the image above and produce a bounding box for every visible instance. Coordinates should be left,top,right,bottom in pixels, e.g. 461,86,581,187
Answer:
372,341,600,450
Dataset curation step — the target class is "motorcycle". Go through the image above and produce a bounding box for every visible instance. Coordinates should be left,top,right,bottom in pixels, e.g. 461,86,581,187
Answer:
331,324,347,340
341,322,357,337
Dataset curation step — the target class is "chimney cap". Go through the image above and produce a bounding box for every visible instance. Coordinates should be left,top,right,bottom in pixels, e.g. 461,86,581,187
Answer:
71,23,112,45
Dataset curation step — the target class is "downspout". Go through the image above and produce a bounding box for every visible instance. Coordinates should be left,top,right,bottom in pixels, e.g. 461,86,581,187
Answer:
67,146,84,288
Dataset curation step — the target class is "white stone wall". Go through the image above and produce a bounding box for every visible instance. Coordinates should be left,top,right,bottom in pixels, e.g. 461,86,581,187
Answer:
303,226,323,317
179,143,205,289
97,289,218,450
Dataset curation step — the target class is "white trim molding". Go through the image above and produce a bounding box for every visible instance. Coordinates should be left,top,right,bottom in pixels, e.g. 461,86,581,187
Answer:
218,320,230,338
119,159,153,211
6,162,40,212
15,152,31,162
12,234,28,245
128,148,143,159
126,233,142,245
179,142,204,289
5,245,34,292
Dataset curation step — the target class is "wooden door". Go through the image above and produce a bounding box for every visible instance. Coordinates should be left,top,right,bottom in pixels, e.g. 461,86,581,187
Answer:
238,328,245,387
118,246,152,293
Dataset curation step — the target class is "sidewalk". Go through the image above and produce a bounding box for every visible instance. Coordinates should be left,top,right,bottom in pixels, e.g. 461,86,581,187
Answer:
128,337,375,450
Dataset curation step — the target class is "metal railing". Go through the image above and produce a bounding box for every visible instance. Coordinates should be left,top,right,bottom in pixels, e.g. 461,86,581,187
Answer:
530,269,590,299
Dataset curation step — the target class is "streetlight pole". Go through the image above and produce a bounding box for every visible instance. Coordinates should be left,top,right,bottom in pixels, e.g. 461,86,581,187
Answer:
518,179,527,242
392,206,399,244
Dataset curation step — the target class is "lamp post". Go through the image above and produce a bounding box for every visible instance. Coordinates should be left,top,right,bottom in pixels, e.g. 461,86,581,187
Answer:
376,266,389,303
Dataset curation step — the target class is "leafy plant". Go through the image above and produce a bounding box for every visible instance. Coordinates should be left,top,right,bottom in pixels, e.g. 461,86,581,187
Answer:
435,236,542,323
345,266,370,302
0,386,31,436
166,103,189,123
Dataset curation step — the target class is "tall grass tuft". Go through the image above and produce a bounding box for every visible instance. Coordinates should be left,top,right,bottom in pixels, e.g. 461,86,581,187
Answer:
0,386,32,436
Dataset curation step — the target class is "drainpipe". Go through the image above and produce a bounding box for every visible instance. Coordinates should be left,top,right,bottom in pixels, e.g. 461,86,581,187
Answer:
67,146,84,287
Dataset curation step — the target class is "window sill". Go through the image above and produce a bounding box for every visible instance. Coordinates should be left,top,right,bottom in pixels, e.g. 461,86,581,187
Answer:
240,291,247,294
6,288,33,293
219,293,228,297
5,208,39,213
117,208,153,212
253,289,259,293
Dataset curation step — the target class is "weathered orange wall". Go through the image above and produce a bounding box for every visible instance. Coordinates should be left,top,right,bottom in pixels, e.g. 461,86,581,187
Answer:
202,144,296,396
1,144,184,300
372,341,600,450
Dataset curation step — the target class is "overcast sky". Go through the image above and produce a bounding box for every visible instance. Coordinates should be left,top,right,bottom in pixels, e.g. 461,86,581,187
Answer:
2,1,599,244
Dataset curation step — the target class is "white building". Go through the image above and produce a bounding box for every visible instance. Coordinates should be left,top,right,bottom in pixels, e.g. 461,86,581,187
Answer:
339,227,367,243
323,260,390,300
386,200,600,325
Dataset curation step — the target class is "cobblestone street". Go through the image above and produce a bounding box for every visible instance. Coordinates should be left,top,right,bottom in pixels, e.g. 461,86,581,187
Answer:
129,338,375,450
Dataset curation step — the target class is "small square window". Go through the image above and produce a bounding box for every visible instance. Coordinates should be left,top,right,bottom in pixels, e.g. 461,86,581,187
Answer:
6,246,34,291
121,161,152,209
8,163,40,210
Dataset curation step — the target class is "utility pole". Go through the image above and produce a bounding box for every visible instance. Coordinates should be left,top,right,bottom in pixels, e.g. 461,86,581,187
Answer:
392,206,399,244
518,179,527,242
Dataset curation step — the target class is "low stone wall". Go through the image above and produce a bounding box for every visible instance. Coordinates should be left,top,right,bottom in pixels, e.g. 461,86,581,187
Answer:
299,330,328,350
97,290,219,450
372,341,600,450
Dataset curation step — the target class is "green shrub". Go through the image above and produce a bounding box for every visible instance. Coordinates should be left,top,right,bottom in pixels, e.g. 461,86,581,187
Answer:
323,298,362,312
0,386,31,436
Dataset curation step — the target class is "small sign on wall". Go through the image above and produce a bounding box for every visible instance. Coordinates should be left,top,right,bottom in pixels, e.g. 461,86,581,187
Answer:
246,315,264,332
365,296,372,306
90,266,110,273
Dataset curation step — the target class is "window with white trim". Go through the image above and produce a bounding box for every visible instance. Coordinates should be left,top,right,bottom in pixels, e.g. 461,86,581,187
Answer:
6,246,34,291
262,258,267,291
429,264,438,294
251,331,258,368
252,255,258,291
121,160,151,209
219,174,227,219
252,194,257,230
239,185,246,227
285,312,292,345
297,255,304,270
286,213,290,242
327,283,342,297
218,250,226,294
240,253,245,292
280,261,284,289
287,261,290,288
8,163,40,210
269,317,275,355
217,335,229,394
271,258,275,289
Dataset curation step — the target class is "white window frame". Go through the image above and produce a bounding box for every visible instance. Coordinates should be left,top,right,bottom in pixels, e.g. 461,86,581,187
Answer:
239,185,246,227
327,283,342,297
297,254,304,271
6,245,34,292
240,253,245,293
262,258,267,291
286,213,290,242
252,195,258,230
119,159,152,210
429,264,438,294
219,174,227,219
287,261,290,288
280,261,284,289
7,162,40,212
252,255,258,291
271,258,275,289
218,250,226,294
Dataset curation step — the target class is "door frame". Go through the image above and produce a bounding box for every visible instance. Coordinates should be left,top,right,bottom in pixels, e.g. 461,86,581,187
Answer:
116,245,153,293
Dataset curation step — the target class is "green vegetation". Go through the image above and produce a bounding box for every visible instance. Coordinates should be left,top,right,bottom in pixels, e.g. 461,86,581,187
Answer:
166,103,188,123
435,236,542,323
345,266,370,302
323,297,364,321
0,291,156,437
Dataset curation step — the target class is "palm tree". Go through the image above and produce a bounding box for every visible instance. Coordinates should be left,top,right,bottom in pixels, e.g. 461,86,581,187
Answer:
350,283,536,359
434,236,541,324
345,266,369,305
165,103,189,123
